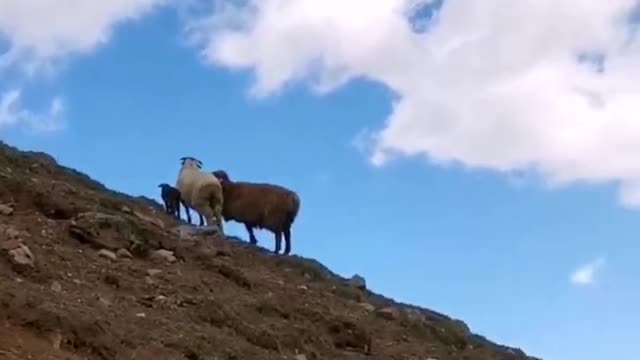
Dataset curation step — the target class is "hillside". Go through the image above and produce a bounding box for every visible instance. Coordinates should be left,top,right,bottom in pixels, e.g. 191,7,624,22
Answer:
0,140,540,360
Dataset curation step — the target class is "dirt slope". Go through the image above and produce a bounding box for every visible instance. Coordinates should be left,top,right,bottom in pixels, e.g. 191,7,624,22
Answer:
0,140,541,360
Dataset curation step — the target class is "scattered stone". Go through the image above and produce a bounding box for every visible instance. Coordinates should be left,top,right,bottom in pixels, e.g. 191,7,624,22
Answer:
136,312,146,318
358,303,376,312
298,285,309,291
50,331,63,350
294,355,308,360
152,249,177,263
8,244,35,268
155,295,167,302
375,307,400,320
0,204,14,216
50,281,62,293
97,249,117,261
99,297,112,307
348,274,367,290
116,248,133,259
146,269,162,276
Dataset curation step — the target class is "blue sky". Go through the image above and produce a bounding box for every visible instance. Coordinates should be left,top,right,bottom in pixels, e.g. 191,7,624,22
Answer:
2,2,640,360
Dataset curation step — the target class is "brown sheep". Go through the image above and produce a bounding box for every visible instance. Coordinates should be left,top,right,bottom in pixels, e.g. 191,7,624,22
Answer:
211,170,300,255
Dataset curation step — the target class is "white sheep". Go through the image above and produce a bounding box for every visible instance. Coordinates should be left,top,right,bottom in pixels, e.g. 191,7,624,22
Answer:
175,156,224,234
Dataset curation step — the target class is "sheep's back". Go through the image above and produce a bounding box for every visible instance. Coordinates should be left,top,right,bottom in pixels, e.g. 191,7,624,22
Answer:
224,182,299,231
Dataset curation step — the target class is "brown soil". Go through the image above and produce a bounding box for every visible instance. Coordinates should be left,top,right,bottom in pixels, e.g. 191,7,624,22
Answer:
0,140,541,360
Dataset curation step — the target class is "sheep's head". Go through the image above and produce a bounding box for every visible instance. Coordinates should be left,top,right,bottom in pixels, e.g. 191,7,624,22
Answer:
180,156,203,170
212,169,230,183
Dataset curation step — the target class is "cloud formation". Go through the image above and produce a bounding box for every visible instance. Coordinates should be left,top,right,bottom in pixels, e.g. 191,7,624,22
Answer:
570,257,606,287
0,0,169,74
186,0,640,207
0,89,64,133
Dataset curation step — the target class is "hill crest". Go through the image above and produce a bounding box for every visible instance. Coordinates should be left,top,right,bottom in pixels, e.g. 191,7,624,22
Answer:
0,140,541,360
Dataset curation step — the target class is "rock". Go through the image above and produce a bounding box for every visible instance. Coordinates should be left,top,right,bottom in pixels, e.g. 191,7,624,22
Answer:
98,249,117,261
450,319,471,336
152,249,177,263
0,204,14,216
8,245,35,268
4,226,22,240
136,312,146,318
50,281,62,293
294,355,308,360
133,211,165,229
348,274,366,290
155,295,167,302
298,285,309,291
146,269,162,276
69,212,131,250
116,248,133,259
358,303,376,312
175,224,221,240
1,238,22,251
375,307,399,320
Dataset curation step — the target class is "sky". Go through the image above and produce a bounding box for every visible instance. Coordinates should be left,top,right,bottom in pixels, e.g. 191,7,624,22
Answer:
1,1,639,359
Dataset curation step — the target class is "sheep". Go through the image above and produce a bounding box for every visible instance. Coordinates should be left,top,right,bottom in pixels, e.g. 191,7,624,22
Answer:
157,183,202,225
158,183,182,219
175,157,224,234
211,169,300,255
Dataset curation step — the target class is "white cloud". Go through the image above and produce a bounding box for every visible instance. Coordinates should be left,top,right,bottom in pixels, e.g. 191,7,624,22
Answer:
0,89,65,132
570,257,606,287
0,0,169,74
185,0,640,208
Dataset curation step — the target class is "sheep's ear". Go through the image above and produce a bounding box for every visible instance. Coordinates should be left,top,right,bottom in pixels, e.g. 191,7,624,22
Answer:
195,159,203,168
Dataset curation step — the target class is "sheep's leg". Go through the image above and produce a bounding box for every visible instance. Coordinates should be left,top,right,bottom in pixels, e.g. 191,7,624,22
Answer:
245,224,258,245
283,227,292,255
214,206,224,235
199,208,215,228
273,231,282,255
181,200,192,224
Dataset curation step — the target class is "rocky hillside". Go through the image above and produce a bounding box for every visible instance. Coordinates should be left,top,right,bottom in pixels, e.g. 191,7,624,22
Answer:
0,140,540,360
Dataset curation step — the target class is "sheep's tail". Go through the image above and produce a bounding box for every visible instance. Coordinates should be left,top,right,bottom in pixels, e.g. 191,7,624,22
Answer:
285,191,300,227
